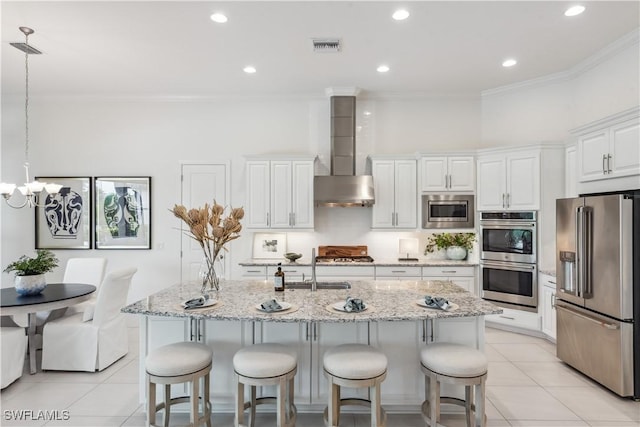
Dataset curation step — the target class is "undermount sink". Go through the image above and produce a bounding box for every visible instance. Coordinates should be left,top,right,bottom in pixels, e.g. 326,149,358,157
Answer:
286,281,351,290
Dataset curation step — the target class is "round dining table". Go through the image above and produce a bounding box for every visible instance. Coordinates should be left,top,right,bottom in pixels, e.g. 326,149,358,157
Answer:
1,283,96,374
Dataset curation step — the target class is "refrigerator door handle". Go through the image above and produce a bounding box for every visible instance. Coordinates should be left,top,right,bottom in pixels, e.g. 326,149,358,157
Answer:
582,206,593,298
576,207,583,298
556,303,620,330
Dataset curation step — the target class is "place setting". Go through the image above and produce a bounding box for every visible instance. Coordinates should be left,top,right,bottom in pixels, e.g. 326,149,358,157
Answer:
415,295,459,311
254,298,299,314
180,295,222,311
326,296,372,314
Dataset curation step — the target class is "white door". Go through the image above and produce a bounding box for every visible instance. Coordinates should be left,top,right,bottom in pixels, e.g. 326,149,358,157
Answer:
394,160,417,228
371,160,396,228
181,163,230,283
270,161,293,228
448,156,475,191
506,151,540,210
609,119,640,179
420,157,447,192
476,156,506,210
245,161,270,228
291,161,314,228
578,130,609,181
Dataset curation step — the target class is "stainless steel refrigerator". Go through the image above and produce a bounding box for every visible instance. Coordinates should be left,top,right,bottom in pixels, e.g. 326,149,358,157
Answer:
556,191,639,399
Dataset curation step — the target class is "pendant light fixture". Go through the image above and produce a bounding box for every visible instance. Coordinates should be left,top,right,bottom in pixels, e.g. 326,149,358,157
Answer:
0,27,61,208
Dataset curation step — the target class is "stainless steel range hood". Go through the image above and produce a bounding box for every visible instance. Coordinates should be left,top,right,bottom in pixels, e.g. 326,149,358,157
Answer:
314,95,375,207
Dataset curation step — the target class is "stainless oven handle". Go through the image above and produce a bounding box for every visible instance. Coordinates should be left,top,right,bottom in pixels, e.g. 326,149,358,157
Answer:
555,302,619,330
479,222,536,229
480,261,536,272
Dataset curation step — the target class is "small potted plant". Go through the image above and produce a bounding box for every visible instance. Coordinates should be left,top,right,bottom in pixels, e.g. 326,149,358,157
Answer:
424,232,476,260
4,249,59,296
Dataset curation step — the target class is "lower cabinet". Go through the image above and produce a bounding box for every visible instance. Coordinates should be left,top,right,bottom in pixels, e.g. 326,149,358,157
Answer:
485,307,541,332
422,266,476,294
375,266,422,280
539,273,557,341
240,265,268,280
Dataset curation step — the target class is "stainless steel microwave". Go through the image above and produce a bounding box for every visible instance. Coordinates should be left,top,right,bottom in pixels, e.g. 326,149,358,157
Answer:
421,194,475,229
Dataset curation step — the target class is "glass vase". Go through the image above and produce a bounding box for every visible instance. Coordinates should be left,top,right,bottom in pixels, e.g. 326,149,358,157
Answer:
199,255,222,295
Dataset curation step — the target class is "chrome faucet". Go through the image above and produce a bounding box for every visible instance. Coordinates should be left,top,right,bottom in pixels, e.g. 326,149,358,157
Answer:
311,248,317,292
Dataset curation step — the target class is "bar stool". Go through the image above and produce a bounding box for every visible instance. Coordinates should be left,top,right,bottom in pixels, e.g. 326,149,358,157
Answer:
420,342,488,427
233,343,297,427
323,344,388,427
145,341,213,427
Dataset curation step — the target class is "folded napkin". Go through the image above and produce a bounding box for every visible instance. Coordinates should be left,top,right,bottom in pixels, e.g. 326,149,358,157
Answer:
343,296,366,313
260,299,283,312
183,296,206,310
424,295,450,310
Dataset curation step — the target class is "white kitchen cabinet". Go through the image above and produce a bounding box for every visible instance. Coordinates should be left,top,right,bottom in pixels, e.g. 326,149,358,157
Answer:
485,307,541,332
240,265,268,280
375,266,422,280
477,149,540,211
539,273,557,341
422,266,476,294
370,157,417,229
245,156,315,229
577,117,640,182
420,156,475,192
565,144,578,198
315,265,375,280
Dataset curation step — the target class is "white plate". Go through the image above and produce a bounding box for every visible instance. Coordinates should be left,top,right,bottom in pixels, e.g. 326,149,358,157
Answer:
415,299,458,311
182,299,218,309
255,301,292,312
332,301,368,312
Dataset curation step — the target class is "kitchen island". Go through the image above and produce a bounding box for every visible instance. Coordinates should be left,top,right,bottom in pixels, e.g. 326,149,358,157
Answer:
123,279,501,413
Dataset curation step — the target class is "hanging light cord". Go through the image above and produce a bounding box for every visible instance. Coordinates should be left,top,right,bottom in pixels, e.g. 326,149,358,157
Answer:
23,28,31,183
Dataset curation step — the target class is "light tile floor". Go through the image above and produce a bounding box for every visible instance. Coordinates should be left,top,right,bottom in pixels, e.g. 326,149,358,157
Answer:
1,326,638,426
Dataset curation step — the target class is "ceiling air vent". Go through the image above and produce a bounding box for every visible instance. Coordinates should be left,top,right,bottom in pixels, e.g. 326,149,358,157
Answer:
10,43,42,55
312,38,341,53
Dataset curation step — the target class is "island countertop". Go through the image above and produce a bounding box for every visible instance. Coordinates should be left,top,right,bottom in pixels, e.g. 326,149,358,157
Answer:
122,279,501,322
240,259,478,267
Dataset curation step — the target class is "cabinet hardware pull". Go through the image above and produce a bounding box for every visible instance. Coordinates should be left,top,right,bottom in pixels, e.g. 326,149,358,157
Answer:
602,154,607,174
502,193,506,208
421,320,426,342
499,316,515,320
391,270,406,273
247,270,261,273
506,193,510,208
305,323,310,341
313,323,318,341
441,270,457,274
292,213,296,226
548,280,556,284
267,212,270,227
607,154,612,173
551,293,556,309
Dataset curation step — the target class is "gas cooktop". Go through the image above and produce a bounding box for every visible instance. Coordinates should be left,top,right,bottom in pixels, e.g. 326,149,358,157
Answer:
315,256,375,263
315,245,374,263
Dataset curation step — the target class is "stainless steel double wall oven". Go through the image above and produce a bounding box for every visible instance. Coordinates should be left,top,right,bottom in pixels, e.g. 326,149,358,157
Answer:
480,211,538,311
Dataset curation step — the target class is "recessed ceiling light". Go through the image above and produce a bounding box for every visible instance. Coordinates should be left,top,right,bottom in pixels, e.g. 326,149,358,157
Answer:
392,9,410,21
210,13,228,23
564,5,586,17
243,66,257,74
377,65,390,73
502,59,517,68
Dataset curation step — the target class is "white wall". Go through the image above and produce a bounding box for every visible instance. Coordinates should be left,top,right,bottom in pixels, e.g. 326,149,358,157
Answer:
0,95,480,299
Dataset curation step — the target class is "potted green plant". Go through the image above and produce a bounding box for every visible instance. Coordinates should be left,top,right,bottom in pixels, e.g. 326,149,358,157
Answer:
4,249,59,296
424,232,476,260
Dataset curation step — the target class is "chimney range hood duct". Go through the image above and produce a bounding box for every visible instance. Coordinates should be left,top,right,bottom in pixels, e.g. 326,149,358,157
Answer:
314,95,375,207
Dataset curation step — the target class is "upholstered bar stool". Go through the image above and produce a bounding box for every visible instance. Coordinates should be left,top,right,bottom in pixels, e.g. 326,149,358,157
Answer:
145,341,213,427
233,343,298,427
323,344,388,427
420,342,488,427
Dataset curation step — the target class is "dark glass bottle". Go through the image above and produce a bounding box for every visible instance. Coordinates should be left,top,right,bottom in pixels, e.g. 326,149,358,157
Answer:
274,263,285,292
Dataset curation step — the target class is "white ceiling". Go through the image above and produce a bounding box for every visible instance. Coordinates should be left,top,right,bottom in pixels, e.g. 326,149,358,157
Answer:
1,1,639,97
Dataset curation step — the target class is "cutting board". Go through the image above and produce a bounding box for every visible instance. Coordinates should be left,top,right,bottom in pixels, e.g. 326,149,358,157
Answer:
318,245,368,257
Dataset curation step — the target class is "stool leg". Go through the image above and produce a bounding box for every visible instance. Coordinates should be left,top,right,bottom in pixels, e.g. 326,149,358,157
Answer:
475,376,486,427
191,376,200,426
277,377,286,427
235,379,244,427
204,373,212,427
326,376,336,427
147,377,156,427
465,386,473,427
163,384,171,427
287,377,294,423
371,383,381,427
249,386,256,427
429,373,439,427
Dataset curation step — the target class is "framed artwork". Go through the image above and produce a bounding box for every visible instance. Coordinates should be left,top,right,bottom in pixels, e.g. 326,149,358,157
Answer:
94,176,151,249
252,233,287,259
35,176,92,249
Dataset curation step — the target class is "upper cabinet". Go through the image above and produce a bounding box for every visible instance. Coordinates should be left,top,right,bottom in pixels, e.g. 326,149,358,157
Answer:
370,157,417,229
420,156,475,192
570,107,640,194
245,156,315,229
477,149,540,211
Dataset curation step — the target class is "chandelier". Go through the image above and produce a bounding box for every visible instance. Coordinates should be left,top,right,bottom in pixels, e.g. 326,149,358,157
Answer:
0,27,61,208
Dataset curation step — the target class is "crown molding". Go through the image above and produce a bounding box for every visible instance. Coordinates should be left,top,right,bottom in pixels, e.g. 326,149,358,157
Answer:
569,105,640,135
482,28,640,97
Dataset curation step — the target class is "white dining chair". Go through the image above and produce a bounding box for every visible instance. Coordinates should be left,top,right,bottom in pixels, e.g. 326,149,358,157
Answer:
1,327,27,389
56,257,108,320
41,267,137,372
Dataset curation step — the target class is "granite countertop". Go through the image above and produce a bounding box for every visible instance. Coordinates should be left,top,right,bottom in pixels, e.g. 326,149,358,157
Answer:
122,279,501,323
240,259,478,267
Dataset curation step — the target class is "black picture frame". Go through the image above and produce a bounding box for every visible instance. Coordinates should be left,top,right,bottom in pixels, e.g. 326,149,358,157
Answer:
35,176,92,249
94,176,151,249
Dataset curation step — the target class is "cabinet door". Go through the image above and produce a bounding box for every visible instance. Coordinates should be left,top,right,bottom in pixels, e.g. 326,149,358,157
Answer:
370,321,425,405
565,145,578,198
240,266,267,279
609,119,640,179
448,156,475,191
375,266,422,280
578,130,609,182
290,161,314,228
420,157,448,192
451,276,475,294
506,151,540,210
541,285,557,340
310,322,369,404
394,160,417,228
270,161,293,228
371,160,396,228
246,161,271,228
315,265,375,279
476,156,506,211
